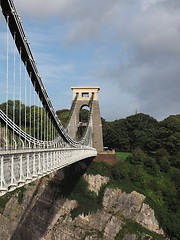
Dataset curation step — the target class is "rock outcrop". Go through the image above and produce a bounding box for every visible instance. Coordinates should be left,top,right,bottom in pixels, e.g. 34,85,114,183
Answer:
42,174,165,239
103,188,164,235
84,174,109,195
0,169,166,240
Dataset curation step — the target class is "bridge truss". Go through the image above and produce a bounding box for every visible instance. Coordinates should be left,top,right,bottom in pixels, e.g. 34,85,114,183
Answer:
0,0,97,196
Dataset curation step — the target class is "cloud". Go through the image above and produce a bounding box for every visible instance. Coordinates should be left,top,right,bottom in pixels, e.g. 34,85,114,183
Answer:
4,0,180,121
141,0,165,11
94,0,180,120
13,0,137,43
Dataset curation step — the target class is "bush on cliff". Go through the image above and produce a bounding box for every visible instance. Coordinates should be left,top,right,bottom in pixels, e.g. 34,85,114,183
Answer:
69,177,106,219
85,148,180,239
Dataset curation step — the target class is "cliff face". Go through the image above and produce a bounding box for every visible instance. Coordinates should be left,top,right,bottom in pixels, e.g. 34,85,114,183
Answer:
43,174,165,240
0,162,167,240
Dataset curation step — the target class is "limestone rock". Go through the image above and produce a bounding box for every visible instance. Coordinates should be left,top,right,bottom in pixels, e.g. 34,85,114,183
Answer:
134,203,164,235
103,188,146,218
103,216,124,240
76,209,112,232
85,236,101,240
84,174,109,195
0,171,166,240
103,188,164,235
122,234,137,240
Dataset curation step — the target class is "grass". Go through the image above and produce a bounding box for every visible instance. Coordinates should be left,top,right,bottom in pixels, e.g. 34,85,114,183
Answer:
115,152,132,161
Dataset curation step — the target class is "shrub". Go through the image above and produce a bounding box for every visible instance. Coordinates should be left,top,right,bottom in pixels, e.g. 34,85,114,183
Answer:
169,156,180,169
128,147,146,165
155,148,169,162
0,197,8,209
129,165,146,188
113,161,130,180
18,186,26,204
144,156,160,176
69,177,106,219
155,148,170,172
86,161,112,178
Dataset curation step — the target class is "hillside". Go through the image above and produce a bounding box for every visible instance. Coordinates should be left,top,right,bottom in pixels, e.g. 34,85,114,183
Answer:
0,159,169,240
0,108,180,239
103,113,180,154
55,108,180,154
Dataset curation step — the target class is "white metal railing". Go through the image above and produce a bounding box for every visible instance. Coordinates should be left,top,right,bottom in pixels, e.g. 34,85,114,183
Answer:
0,147,97,196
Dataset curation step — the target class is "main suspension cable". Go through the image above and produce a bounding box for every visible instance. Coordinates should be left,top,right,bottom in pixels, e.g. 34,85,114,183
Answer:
34,82,36,146
13,31,16,148
6,15,9,149
25,61,27,146
29,72,32,138
19,47,22,139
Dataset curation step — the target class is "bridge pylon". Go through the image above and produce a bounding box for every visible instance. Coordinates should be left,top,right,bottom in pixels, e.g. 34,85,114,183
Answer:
69,87,103,153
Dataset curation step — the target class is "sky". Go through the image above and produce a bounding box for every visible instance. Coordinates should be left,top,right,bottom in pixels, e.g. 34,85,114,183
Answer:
0,0,180,121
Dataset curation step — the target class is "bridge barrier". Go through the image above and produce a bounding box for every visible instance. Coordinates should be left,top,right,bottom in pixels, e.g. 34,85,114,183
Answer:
0,148,97,196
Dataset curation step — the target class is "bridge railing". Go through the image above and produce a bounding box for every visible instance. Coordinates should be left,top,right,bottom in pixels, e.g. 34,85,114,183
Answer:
0,147,97,196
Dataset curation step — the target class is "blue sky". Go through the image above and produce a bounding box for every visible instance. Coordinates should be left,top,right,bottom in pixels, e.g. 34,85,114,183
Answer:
1,0,180,121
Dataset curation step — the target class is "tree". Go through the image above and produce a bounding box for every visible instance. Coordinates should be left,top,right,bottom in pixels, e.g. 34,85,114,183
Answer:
103,119,130,151
155,148,170,172
156,115,180,153
126,113,158,151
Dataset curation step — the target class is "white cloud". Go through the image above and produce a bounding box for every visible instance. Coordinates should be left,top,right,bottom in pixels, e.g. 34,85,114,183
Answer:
141,0,166,11
2,0,180,121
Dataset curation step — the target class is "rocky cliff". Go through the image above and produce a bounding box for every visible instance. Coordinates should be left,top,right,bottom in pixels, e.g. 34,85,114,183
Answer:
0,161,167,240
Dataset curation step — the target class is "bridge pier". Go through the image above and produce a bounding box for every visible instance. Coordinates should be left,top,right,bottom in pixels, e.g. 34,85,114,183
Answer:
68,87,103,153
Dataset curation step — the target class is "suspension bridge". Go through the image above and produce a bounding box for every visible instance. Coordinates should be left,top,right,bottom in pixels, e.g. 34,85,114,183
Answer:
0,1,103,196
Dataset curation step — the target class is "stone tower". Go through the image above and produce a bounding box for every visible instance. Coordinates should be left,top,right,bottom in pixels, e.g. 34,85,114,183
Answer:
69,87,103,153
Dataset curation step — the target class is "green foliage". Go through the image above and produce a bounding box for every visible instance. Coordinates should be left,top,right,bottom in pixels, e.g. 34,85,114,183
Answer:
157,115,180,153
86,149,180,239
128,147,146,165
112,161,131,180
79,108,90,123
0,186,27,210
155,148,170,172
102,113,180,153
0,100,54,140
86,161,112,178
144,156,160,176
69,178,106,219
115,152,132,161
56,109,70,127
103,118,130,151
18,186,26,204
115,218,166,240
0,197,8,209
169,153,180,169
126,113,159,151
129,165,147,188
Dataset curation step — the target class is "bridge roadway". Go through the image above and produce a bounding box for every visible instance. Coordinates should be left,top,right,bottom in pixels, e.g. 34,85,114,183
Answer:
0,147,97,196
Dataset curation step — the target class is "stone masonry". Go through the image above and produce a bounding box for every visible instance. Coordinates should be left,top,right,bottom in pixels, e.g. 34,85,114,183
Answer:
68,87,103,153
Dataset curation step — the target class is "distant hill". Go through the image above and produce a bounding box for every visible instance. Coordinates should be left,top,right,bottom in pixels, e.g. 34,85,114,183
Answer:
55,109,180,154
102,113,180,154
